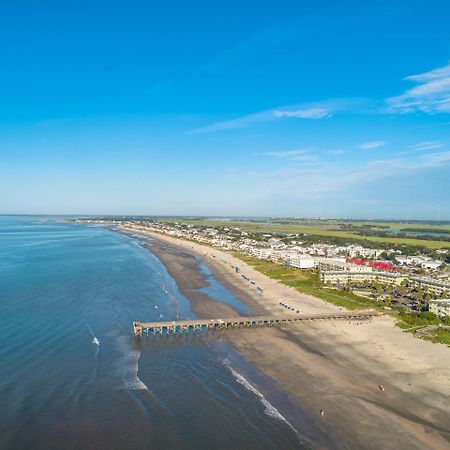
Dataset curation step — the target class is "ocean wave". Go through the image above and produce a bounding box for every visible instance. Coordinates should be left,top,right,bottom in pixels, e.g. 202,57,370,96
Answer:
223,359,299,436
116,335,149,391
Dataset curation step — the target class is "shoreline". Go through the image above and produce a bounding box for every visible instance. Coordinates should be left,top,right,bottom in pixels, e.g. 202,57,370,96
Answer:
141,237,242,319
124,227,450,449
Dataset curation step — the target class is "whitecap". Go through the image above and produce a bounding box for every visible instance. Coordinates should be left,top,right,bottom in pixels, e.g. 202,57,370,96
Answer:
86,322,100,347
126,379,149,391
116,336,149,391
223,359,299,435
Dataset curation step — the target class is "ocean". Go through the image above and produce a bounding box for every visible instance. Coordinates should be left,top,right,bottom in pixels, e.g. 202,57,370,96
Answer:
0,216,306,450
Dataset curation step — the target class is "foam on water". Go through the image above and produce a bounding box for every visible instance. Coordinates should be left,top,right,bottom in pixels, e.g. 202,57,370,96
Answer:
86,323,100,346
160,281,183,319
224,359,300,436
161,282,176,301
116,335,149,391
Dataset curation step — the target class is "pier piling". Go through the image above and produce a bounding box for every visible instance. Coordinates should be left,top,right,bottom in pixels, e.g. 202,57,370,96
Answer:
133,310,378,336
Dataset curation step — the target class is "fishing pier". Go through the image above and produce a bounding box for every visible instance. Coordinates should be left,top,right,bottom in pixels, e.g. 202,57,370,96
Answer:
133,310,378,336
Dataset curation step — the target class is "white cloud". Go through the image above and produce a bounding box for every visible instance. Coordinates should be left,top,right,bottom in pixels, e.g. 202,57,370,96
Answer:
249,150,450,197
188,111,269,134
262,149,310,157
410,140,444,151
290,154,319,162
272,107,331,119
328,149,346,155
188,98,367,134
189,64,450,136
386,62,450,114
358,141,386,150
407,64,450,83
261,149,318,162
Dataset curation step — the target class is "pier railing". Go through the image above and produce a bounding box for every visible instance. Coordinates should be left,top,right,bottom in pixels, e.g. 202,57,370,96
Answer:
133,310,378,336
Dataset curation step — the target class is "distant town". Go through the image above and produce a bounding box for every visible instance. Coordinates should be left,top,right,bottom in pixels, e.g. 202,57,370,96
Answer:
77,217,450,321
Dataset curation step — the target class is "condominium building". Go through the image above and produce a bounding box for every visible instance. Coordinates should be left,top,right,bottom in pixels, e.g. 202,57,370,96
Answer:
251,248,273,259
320,271,405,286
410,277,450,297
317,257,373,273
286,256,316,269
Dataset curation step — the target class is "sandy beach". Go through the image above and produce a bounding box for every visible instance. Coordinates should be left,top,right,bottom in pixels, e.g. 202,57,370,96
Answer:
125,227,450,449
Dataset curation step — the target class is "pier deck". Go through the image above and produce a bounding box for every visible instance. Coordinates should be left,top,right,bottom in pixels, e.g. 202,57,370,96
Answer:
133,310,378,336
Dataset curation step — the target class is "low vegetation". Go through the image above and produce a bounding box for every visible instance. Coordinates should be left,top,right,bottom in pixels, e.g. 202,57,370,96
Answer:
234,252,450,347
159,218,450,250
395,311,450,346
427,328,450,347
395,311,444,328
233,253,380,310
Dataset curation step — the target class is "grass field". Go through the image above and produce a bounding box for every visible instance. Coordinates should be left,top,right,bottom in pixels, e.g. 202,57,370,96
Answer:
159,218,450,249
344,221,450,231
395,311,450,347
234,253,379,310
427,328,450,346
234,252,450,346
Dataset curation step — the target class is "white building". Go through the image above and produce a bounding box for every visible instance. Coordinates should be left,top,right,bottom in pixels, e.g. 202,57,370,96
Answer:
317,257,373,273
421,260,443,271
286,256,316,269
321,271,405,287
428,299,450,317
251,248,273,259
346,245,384,258
411,277,450,297
271,250,299,261
396,255,433,267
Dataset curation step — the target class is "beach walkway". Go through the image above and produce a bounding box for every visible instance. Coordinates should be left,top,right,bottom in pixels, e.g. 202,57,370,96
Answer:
133,310,378,336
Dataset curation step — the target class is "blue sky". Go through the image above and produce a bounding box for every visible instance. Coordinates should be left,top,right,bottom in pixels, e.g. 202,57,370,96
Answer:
1,0,449,218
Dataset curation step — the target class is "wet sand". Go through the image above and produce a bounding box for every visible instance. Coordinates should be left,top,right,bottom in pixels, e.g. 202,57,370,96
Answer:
142,239,239,319
128,228,450,450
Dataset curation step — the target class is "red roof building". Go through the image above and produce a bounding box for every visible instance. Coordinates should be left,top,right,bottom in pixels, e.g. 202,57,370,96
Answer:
346,258,400,272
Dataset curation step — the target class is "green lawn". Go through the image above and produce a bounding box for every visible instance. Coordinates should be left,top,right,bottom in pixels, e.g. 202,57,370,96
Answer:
395,311,450,347
158,219,450,249
349,221,450,232
234,253,379,310
234,252,450,347
427,328,450,346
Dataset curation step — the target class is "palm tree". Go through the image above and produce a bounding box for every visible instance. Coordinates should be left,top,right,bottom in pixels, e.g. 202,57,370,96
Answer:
375,282,383,301
345,278,352,292
415,287,429,312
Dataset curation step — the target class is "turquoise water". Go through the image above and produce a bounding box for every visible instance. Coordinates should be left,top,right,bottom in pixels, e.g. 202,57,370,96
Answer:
0,216,310,450
195,256,253,316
